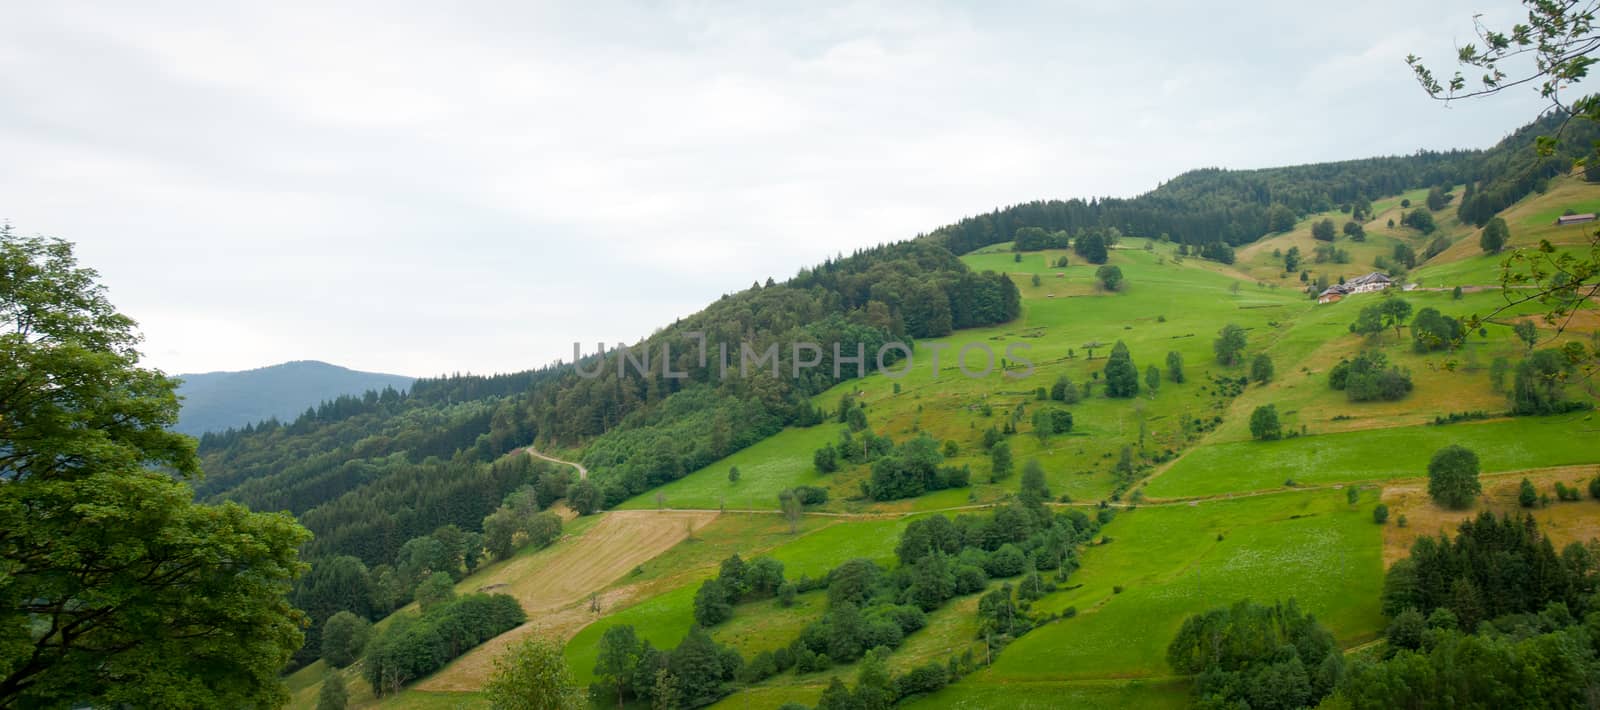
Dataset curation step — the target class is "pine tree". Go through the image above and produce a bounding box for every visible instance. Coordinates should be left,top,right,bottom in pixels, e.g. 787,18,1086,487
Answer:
1102,341,1140,398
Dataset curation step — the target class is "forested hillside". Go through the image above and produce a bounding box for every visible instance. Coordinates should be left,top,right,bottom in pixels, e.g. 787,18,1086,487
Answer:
926,112,1600,257
174,360,414,435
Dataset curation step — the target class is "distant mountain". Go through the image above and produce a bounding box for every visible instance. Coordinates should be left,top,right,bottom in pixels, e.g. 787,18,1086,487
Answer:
173,360,414,436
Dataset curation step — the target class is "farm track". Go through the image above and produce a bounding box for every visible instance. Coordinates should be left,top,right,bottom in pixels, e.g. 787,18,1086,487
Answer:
522,446,588,479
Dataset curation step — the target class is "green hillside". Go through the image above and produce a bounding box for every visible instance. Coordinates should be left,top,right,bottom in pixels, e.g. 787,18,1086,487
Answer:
272,171,1600,709
165,116,1600,710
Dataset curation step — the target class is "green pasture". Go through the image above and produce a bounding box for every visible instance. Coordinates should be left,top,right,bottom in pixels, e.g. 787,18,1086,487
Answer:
1146,411,1600,498
982,489,1384,681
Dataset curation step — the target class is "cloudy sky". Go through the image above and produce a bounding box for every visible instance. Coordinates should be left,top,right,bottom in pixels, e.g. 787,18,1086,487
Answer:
0,1,1561,378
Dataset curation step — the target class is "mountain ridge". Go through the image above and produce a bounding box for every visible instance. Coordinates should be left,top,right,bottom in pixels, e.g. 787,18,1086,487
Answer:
174,359,414,436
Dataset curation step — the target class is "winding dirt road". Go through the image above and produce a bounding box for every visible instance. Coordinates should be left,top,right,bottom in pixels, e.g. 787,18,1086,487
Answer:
523,446,587,480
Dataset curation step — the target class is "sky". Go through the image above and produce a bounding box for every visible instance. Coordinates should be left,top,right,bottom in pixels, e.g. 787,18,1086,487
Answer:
0,1,1566,378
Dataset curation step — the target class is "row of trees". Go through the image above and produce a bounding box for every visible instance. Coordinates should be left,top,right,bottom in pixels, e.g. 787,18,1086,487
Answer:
362,592,527,696
1167,599,1343,708
591,625,743,708
290,480,570,668
929,152,1480,254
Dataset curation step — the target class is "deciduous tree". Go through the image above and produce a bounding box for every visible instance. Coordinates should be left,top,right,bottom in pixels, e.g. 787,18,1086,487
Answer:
1214,324,1247,366
1427,445,1482,509
0,232,310,708
485,636,584,710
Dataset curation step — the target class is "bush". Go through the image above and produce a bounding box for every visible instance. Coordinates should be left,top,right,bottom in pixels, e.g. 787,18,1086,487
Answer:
894,662,950,698
1329,351,1412,402
982,544,1028,578
790,486,829,506
1373,503,1389,524
953,565,989,594
740,651,778,683
1556,482,1582,502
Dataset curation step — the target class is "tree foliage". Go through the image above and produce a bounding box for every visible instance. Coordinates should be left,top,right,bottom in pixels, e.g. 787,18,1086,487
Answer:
1329,351,1414,402
1166,599,1342,709
485,636,585,710
1249,404,1283,441
1427,445,1482,509
1102,340,1141,398
1213,324,1248,366
0,232,311,707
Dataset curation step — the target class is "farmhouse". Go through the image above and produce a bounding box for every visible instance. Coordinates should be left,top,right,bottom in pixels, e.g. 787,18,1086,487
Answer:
1555,213,1596,226
1316,271,1393,304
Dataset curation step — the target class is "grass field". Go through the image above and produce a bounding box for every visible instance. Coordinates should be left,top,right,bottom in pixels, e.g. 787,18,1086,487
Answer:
981,490,1384,681
564,512,910,687
335,180,1600,709
616,424,847,511
902,678,1191,710
1146,411,1600,498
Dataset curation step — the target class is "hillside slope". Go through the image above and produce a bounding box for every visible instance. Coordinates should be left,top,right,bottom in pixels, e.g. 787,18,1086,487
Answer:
217,111,1600,709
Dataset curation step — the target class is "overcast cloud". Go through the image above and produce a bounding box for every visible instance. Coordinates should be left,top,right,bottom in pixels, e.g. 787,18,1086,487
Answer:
0,1,1563,378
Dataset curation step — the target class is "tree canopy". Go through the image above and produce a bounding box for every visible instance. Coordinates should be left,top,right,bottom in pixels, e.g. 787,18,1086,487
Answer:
0,232,311,707
1427,445,1482,509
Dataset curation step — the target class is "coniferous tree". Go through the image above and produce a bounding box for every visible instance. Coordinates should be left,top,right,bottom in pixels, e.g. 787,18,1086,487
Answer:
1480,217,1509,253
1102,341,1141,398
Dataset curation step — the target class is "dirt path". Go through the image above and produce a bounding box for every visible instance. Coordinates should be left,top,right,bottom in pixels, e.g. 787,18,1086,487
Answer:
523,446,588,480
414,509,715,691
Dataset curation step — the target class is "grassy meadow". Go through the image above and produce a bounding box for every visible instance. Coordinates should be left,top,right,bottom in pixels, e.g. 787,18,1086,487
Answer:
334,177,1600,709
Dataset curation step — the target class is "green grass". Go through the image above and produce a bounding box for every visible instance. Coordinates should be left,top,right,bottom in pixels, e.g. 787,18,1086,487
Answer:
537,183,1600,709
768,517,911,577
1413,244,1595,286
705,685,824,709
566,583,698,686
982,489,1383,681
713,589,830,656
617,425,847,511
1146,411,1600,498
902,678,1191,710
566,515,909,687
787,241,1312,504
